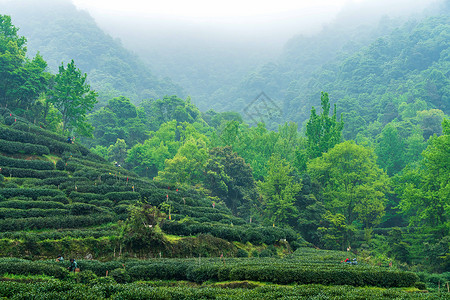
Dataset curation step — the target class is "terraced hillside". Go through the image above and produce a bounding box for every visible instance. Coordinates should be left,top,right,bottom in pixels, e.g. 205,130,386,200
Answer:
0,108,295,260
0,109,438,298
0,247,433,299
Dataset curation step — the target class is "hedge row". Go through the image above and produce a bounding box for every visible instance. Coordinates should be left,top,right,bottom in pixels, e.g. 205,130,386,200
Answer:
161,221,296,245
105,192,140,202
0,139,49,155
0,167,67,179
0,228,119,241
0,282,434,299
12,123,67,143
0,214,115,231
0,200,65,210
0,258,68,279
222,265,419,287
0,188,65,200
0,208,68,219
41,176,90,186
12,123,95,158
37,196,70,205
0,155,54,170
79,259,418,288
0,125,78,155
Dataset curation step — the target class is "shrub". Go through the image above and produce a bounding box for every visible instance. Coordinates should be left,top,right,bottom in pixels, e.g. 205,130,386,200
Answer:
109,268,131,283
0,208,68,219
70,192,106,203
68,203,105,215
236,249,249,258
0,200,65,209
0,167,67,179
0,139,50,155
0,155,54,170
0,214,115,231
0,188,65,200
89,200,114,208
0,126,79,155
0,258,68,279
186,264,221,283
105,192,140,203
38,195,70,204
75,270,98,284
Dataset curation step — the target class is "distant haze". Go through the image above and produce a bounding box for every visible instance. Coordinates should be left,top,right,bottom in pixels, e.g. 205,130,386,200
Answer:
71,0,437,52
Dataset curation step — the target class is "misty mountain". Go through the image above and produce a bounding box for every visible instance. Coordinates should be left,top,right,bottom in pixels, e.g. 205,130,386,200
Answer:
0,0,183,106
211,1,450,132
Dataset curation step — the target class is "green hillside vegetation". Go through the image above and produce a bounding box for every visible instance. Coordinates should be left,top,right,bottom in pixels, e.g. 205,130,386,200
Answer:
0,0,183,105
0,111,298,259
1,5,449,298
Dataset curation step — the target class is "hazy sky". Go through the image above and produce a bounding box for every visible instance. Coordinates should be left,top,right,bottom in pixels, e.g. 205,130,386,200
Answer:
71,0,362,19
70,0,437,53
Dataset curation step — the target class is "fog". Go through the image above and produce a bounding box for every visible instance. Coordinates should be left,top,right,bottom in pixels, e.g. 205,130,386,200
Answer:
71,0,439,55
70,0,442,96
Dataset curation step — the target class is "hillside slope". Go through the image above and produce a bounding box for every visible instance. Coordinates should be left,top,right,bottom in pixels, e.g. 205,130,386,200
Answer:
0,109,295,260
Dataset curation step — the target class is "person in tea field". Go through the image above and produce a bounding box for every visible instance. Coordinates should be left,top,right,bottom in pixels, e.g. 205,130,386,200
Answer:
56,255,64,262
68,258,78,272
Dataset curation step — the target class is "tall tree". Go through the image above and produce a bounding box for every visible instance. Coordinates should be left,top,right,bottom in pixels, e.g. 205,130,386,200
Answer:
397,118,450,229
205,146,258,217
308,141,390,228
305,92,344,159
376,124,405,176
258,155,302,227
0,15,48,112
49,59,97,136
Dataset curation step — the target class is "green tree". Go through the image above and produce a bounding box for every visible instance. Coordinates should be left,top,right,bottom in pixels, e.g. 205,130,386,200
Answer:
204,146,258,217
258,155,302,227
317,211,353,250
107,138,128,166
49,59,97,135
308,141,390,228
376,124,405,176
397,118,449,228
0,15,49,112
155,137,208,186
120,203,166,253
305,92,343,159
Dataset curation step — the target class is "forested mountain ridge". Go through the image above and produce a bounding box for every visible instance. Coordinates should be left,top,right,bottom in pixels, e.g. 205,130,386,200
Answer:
0,0,183,106
212,3,450,133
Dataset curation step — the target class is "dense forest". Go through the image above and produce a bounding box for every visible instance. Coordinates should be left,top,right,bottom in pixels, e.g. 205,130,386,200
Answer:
0,0,449,297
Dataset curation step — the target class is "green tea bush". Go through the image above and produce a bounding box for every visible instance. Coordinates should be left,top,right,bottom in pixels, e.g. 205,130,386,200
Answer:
12,123,67,143
0,200,65,209
186,264,221,283
0,214,115,231
41,176,89,186
0,167,67,179
0,139,50,155
223,265,419,287
0,188,65,200
113,204,129,215
0,126,79,155
0,208,68,219
74,270,98,284
68,203,108,215
0,155,54,170
0,258,68,279
38,195,70,204
69,191,106,203
105,191,140,203
89,199,114,208
109,268,131,283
